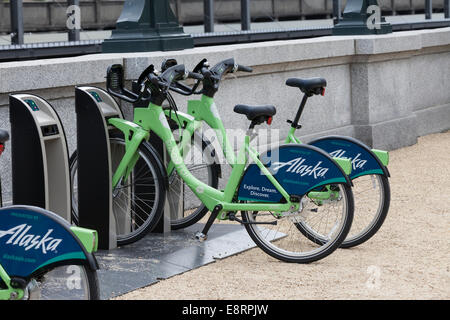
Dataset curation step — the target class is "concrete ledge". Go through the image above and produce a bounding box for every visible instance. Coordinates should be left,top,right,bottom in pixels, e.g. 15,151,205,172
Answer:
370,115,419,150
420,27,450,48
414,103,450,137
0,55,124,93
355,32,422,55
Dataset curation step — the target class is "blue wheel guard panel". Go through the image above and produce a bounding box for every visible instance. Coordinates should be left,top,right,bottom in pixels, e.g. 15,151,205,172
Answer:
0,206,88,278
238,144,350,202
308,136,389,180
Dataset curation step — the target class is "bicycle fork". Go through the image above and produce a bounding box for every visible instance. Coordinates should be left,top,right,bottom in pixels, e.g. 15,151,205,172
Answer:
108,118,150,191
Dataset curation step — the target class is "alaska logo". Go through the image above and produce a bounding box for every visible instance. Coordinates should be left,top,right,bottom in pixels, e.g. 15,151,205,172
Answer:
271,157,329,179
0,224,62,254
329,149,367,170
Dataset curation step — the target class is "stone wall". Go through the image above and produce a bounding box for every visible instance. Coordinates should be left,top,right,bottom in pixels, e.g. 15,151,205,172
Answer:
0,27,449,201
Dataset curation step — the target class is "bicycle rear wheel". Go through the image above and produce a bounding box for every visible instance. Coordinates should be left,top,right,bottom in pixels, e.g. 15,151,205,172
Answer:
25,265,99,300
70,134,166,246
168,131,220,230
241,183,354,263
296,175,390,248
340,174,390,247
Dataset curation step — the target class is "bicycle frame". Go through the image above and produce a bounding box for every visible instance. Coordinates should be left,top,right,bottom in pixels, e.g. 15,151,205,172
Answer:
0,264,24,300
108,101,298,217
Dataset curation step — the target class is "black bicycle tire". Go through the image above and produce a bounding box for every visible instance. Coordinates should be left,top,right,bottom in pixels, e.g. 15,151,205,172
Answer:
340,174,390,248
295,175,390,248
69,135,166,246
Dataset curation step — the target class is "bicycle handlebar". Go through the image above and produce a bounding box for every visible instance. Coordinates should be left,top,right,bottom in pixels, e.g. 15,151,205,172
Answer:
144,64,204,102
106,58,251,104
193,58,253,97
106,64,151,104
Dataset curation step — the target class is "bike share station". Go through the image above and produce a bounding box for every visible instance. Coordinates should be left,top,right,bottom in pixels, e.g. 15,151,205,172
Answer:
9,94,71,221
74,84,264,299
6,86,268,299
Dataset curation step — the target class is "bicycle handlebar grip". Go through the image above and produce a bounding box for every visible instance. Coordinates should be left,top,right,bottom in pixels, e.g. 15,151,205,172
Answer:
237,64,253,73
200,67,212,78
137,64,155,85
188,71,204,81
148,73,161,86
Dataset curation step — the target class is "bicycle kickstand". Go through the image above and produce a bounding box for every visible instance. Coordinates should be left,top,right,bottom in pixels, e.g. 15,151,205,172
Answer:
195,204,223,241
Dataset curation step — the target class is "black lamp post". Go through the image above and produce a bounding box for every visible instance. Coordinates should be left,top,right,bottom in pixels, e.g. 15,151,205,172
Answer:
333,0,392,35
102,0,193,53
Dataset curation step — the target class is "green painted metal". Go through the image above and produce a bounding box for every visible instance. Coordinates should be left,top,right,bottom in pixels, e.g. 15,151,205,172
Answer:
107,97,297,216
161,93,355,206
0,264,24,300
333,157,352,175
371,149,389,166
285,128,301,144
333,0,392,35
108,117,150,188
187,96,237,166
70,226,99,253
102,0,193,53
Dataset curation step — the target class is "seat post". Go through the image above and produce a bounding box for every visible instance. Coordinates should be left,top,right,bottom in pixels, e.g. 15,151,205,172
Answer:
290,94,308,129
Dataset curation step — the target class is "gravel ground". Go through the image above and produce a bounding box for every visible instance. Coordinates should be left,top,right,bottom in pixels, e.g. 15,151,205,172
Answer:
115,131,450,300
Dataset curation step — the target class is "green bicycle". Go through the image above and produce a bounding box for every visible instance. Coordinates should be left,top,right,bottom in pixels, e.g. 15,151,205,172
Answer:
154,58,391,248
70,63,355,263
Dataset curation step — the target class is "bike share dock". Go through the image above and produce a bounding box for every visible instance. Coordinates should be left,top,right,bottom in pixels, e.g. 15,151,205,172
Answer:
9,94,71,221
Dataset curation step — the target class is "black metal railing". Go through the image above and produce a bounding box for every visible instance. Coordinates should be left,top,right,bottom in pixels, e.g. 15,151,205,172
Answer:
1,0,450,61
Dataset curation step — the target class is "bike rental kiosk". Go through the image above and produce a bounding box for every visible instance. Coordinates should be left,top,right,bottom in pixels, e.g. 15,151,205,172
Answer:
76,84,179,250
75,86,122,250
9,94,71,222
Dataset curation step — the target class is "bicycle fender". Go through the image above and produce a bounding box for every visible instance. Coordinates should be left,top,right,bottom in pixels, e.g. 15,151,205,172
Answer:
308,136,390,179
237,144,352,202
0,206,98,279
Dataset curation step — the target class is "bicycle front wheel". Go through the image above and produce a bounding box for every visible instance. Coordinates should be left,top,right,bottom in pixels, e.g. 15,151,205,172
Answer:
241,183,354,263
25,265,99,300
70,135,166,246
